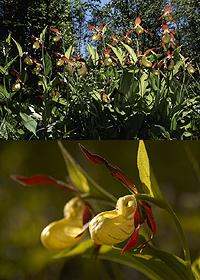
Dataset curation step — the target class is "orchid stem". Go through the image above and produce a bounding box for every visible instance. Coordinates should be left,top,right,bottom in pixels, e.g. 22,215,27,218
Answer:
166,205,191,267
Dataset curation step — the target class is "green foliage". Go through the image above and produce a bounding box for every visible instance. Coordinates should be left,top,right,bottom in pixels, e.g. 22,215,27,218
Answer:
0,2,199,139
55,240,195,280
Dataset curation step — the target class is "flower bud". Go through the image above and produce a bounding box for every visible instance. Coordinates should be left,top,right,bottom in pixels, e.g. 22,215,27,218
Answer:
89,195,137,245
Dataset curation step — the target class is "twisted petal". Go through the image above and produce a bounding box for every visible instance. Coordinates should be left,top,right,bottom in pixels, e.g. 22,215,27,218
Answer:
11,174,76,192
121,225,143,254
79,144,138,194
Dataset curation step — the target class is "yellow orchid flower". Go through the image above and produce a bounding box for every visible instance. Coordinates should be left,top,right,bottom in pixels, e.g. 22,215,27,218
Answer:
41,197,86,251
80,144,157,254
89,195,137,246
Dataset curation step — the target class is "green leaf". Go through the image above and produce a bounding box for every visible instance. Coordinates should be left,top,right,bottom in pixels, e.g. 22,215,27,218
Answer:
20,112,37,135
4,56,18,72
12,38,23,57
121,42,137,63
55,240,194,280
0,85,10,100
0,66,7,75
65,45,74,59
137,140,163,199
58,142,90,192
107,44,124,66
44,52,52,76
87,44,99,66
192,257,200,280
58,142,116,202
6,33,11,45
40,26,47,41
54,239,94,259
139,72,149,97
0,56,19,79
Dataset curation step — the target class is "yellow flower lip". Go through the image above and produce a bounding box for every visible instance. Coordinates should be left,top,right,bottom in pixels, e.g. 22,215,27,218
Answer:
41,218,84,251
89,195,137,246
41,197,86,251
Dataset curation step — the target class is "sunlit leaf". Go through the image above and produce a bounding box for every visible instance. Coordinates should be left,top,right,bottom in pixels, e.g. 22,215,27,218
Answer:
137,140,163,199
40,26,47,41
87,44,99,66
65,45,74,59
121,42,137,63
0,85,10,100
54,239,94,258
139,72,149,97
55,240,194,280
58,142,90,193
192,257,200,280
20,112,37,135
58,142,116,201
12,38,23,57
107,44,124,66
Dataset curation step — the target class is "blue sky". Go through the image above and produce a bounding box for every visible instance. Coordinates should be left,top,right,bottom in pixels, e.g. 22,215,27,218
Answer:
100,0,110,5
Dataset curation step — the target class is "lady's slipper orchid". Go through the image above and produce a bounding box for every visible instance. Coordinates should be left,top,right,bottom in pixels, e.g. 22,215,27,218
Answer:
12,174,92,251
88,24,107,41
89,195,137,246
158,5,173,22
79,145,156,254
32,38,41,50
134,17,144,35
186,63,196,74
50,28,62,42
24,55,33,66
12,79,21,92
133,17,149,36
77,61,88,77
41,197,87,251
161,25,176,50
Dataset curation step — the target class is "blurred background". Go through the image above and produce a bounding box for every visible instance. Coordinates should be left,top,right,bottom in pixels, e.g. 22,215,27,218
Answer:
0,141,200,280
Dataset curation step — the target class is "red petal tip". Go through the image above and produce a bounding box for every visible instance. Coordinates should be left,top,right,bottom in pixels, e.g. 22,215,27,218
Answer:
121,225,142,254
79,144,105,164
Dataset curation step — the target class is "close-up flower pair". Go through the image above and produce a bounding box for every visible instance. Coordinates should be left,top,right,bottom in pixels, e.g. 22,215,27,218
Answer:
12,144,156,256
